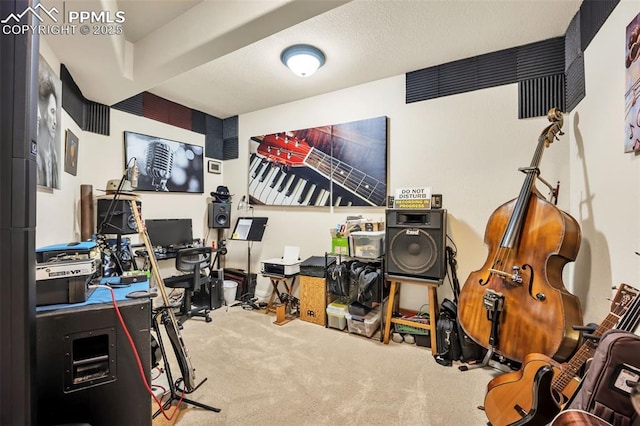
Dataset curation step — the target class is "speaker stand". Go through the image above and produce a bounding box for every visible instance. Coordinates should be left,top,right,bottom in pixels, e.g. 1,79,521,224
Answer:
151,309,220,418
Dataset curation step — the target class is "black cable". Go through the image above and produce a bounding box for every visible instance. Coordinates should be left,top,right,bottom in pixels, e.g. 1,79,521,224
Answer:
97,159,135,235
445,236,461,304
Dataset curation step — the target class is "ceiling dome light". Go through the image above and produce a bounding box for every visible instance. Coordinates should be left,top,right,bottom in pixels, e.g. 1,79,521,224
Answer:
281,44,325,77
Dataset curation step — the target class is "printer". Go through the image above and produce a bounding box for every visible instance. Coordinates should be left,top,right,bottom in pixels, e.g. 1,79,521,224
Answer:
260,246,301,276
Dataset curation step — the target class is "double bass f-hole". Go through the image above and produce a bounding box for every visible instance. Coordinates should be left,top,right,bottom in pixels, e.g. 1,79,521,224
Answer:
480,262,542,301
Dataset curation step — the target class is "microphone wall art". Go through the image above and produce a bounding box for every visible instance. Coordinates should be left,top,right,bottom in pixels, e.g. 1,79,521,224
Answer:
123,131,204,193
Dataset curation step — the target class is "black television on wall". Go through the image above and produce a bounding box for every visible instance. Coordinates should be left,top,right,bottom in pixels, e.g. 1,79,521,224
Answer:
124,131,204,193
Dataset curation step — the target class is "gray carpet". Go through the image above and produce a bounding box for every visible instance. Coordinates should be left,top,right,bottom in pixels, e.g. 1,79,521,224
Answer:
151,306,497,425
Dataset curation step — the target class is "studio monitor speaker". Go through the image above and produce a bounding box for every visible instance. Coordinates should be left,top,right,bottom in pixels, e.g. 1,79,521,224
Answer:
208,202,230,228
96,198,139,235
386,209,447,281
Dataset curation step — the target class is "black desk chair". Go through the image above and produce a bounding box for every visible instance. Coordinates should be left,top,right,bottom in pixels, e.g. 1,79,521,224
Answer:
164,246,213,324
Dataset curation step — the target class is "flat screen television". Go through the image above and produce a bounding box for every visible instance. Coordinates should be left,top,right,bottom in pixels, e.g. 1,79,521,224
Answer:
145,218,193,248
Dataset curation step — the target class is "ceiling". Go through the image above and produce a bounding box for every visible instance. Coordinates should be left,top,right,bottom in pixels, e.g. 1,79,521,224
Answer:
42,0,583,119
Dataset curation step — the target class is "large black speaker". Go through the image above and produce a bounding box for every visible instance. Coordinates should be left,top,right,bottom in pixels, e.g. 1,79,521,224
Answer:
208,202,230,228
36,299,151,426
96,198,139,235
386,209,447,281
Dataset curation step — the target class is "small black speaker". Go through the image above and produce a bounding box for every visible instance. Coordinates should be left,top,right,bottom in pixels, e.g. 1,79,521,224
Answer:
385,209,447,281
96,198,139,235
208,202,230,229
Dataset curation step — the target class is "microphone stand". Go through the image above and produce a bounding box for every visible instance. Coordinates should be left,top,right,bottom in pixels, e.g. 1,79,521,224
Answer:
237,196,256,301
96,158,138,275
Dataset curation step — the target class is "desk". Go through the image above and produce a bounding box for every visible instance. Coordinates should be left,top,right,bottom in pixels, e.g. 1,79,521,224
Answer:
36,278,150,312
262,273,298,316
383,276,440,355
135,248,178,261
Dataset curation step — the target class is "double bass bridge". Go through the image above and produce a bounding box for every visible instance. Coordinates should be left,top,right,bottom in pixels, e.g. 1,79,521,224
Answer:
488,266,524,284
485,264,544,301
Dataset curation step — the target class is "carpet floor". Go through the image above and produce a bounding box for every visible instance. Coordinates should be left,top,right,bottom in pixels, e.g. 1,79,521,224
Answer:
150,305,498,426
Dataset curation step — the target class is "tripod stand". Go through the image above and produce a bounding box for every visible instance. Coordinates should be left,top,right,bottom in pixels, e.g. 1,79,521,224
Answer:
151,308,220,418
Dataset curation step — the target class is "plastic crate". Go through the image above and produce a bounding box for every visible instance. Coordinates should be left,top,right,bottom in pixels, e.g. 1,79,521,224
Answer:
393,305,430,335
393,314,430,335
345,306,381,337
350,231,384,259
326,301,349,330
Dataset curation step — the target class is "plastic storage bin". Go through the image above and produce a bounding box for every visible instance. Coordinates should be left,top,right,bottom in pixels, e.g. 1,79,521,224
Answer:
345,306,381,337
350,231,384,258
326,301,349,330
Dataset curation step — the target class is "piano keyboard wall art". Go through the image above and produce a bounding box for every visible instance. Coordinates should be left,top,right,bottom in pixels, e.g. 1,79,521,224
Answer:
248,116,388,207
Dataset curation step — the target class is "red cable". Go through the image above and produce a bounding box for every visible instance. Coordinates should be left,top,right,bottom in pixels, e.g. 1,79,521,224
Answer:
97,285,186,421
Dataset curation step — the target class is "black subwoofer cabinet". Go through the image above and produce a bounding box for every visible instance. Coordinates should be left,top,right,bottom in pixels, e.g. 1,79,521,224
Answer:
385,209,447,281
36,299,151,426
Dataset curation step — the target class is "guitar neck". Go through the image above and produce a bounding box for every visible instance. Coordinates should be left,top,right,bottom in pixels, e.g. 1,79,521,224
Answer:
304,147,386,206
551,295,640,392
128,198,197,391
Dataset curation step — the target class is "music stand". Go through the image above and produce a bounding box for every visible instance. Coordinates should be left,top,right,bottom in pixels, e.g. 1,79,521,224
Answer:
231,217,268,300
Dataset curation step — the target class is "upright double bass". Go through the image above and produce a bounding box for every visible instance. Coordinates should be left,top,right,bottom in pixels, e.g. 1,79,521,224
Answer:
458,108,583,363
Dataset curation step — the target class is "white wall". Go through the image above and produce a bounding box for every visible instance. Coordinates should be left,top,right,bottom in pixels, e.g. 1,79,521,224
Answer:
233,78,571,309
36,1,640,322
566,1,640,322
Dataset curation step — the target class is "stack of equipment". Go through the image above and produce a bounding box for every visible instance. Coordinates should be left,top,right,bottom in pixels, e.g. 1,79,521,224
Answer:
35,242,101,306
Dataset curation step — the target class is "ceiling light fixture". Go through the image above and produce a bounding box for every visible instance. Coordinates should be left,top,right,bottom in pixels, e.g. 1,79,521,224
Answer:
281,44,325,77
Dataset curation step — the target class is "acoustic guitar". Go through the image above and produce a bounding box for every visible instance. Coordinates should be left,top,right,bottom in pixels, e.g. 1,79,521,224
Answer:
483,283,640,426
549,410,612,426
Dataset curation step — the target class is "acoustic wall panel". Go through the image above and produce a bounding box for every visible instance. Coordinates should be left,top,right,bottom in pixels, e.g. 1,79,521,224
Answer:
112,94,143,116
518,74,566,119
515,37,565,82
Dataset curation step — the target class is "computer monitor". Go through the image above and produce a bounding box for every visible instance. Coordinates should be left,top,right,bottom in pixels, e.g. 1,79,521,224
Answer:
145,218,193,248
231,217,268,242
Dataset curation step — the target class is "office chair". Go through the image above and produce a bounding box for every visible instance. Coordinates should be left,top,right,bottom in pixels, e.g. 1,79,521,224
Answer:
164,246,213,324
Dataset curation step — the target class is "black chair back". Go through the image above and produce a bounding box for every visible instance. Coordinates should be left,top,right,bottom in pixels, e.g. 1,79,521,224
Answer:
175,247,212,292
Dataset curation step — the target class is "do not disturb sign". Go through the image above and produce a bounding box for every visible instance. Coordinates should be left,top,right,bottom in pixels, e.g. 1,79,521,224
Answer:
393,186,432,209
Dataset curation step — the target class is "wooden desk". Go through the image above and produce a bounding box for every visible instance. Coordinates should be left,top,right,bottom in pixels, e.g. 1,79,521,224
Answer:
383,276,440,355
263,273,298,315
